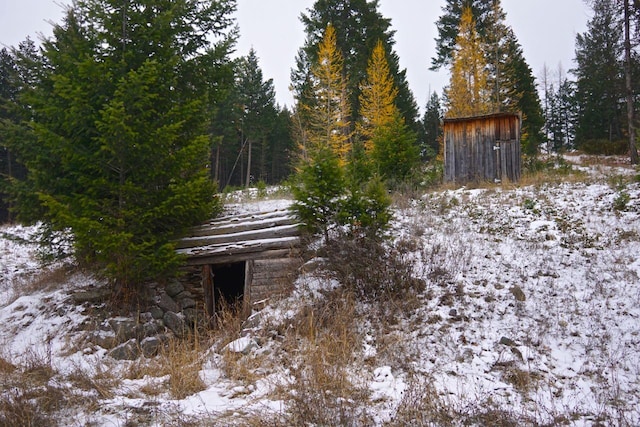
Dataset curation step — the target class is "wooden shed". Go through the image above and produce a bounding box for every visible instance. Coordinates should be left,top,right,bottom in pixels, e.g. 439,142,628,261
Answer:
175,208,303,318
443,112,522,183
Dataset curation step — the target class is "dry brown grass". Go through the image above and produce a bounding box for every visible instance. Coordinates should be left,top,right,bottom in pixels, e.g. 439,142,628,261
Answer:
387,375,453,426
0,348,64,427
3,264,76,307
64,360,119,400
211,297,247,349
261,287,372,426
565,152,634,168
123,332,208,400
501,367,541,395
0,357,16,374
149,299,281,400
161,337,208,400
204,281,372,425
385,374,537,427
219,349,265,386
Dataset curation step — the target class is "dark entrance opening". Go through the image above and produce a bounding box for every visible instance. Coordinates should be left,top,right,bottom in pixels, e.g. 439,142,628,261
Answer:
211,262,246,311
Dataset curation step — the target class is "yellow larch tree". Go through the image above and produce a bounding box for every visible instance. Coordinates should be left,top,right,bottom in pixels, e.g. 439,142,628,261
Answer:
301,23,352,164
358,40,398,152
445,6,492,118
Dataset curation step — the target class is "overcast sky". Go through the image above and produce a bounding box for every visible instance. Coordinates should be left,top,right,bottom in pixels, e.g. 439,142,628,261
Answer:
1,0,591,112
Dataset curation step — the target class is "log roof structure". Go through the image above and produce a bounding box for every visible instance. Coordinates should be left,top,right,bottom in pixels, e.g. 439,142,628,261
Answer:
175,208,304,318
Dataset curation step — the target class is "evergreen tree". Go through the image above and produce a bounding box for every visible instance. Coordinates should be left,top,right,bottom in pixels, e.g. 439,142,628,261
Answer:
546,84,561,152
483,0,510,111
293,25,393,243
359,40,419,182
422,92,443,159
545,67,577,152
370,111,420,183
338,173,391,239
292,0,419,132
445,6,491,117
209,61,244,189
235,49,279,185
503,31,545,155
1,39,44,224
431,0,496,71
0,48,20,223
292,147,345,242
573,0,626,147
12,0,236,290
267,107,295,183
623,0,638,163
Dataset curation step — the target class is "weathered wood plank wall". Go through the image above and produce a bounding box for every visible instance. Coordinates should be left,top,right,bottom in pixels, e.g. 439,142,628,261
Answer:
444,112,521,183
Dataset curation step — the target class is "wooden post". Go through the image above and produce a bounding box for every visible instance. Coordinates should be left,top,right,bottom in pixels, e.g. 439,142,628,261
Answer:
243,260,253,318
624,0,638,164
202,265,214,318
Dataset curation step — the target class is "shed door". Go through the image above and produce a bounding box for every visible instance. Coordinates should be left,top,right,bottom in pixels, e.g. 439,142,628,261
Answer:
495,139,517,182
202,261,252,320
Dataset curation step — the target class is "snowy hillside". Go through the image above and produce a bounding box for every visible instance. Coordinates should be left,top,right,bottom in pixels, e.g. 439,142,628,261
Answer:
1,157,639,426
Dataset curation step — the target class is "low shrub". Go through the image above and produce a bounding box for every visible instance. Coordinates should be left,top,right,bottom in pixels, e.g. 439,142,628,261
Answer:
323,234,425,305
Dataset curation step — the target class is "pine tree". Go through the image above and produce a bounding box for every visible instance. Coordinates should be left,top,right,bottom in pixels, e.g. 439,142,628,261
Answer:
503,31,545,155
422,92,443,159
338,173,391,239
445,6,491,117
0,48,20,223
293,26,393,243
545,66,576,153
235,49,279,185
483,0,510,111
623,0,638,163
266,107,295,183
370,111,420,183
573,0,626,148
12,0,237,290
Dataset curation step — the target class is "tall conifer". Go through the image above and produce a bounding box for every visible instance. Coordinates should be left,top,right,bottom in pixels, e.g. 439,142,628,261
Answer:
359,40,419,182
358,40,398,150
13,0,237,290
445,7,491,117
573,0,625,147
235,49,279,185
300,24,352,164
422,92,443,159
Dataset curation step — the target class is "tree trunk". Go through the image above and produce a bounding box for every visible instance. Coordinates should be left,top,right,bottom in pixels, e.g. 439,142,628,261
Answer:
215,144,220,184
624,0,638,164
7,149,13,222
245,139,252,187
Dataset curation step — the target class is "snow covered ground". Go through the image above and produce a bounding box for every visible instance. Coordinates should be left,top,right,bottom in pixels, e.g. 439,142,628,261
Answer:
1,157,639,426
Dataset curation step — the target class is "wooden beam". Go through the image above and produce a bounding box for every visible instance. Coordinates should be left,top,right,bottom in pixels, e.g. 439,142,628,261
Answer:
185,215,299,238
187,209,295,231
178,236,300,257
184,248,300,266
176,223,301,249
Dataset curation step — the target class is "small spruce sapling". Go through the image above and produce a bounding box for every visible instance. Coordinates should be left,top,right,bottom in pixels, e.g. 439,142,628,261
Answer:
338,174,392,239
292,148,346,242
